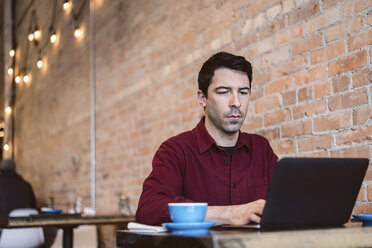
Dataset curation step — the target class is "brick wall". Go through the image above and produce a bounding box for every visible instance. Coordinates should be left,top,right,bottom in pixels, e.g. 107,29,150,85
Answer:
3,0,371,247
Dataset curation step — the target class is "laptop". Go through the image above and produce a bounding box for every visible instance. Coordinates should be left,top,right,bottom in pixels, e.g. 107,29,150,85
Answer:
231,157,369,229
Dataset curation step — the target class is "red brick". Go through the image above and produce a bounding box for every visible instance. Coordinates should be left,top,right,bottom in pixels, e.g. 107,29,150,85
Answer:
298,134,332,152
353,69,372,88
325,15,364,42
298,86,313,102
305,6,340,34
353,203,372,214
294,65,327,86
274,24,303,48
293,100,327,119
263,45,290,66
353,106,372,125
310,40,345,65
247,38,273,57
302,151,329,157
258,17,286,40
271,139,297,155
323,0,343,9
253,68,276,86
265,76,293,95
368,11,372,25
255,95,281,113
251,87,264,101
257,127,280,141
357,187,365,202
348,29,372,52
243,115,263,130
245,0,271,18
336,126,372,146
331,146,370,158
332,75,349,93
368,185,372,201
278,56,307,77
282,90,296,106
314,111,351,132
328,51,367,76
292,33,323,56
328,89,368,111
314,81,331,98
264,109,291,127
342,0,372,17
288,1,320,25
281,120,312,138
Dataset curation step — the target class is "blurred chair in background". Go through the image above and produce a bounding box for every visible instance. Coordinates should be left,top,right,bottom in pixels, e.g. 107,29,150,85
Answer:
0,208,45,248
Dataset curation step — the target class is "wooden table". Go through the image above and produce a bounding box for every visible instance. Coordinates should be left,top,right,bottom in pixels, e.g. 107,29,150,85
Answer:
0,214,135,248
116,223,372,248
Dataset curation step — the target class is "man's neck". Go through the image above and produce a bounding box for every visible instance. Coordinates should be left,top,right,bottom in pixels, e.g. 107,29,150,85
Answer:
204,119,239,147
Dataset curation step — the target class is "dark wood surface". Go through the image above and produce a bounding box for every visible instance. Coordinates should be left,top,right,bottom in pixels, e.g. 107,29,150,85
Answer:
0,214,135,228
117,224,372,248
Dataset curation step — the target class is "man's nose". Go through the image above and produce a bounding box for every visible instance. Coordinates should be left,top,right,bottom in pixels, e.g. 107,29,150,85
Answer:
229,93,241,108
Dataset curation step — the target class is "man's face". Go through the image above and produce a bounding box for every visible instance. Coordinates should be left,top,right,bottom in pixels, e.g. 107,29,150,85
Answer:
198,68,251,137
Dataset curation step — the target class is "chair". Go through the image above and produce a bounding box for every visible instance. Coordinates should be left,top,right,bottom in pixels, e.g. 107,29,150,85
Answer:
0,208,45,248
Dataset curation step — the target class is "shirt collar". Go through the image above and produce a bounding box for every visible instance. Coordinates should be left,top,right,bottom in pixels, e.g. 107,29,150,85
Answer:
194,117,249,154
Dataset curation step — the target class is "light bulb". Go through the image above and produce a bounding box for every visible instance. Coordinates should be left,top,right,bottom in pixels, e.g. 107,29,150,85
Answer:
15,75,21,84
37,59,43,68
50,33,57,43
74,28,82,38
7,67,13,75
3,144,9,151
0,131,4,138
34,29,41,40
23,74,30,83
63,1,71,11
5,106,11,114
9,50,15,57
28,33,34,41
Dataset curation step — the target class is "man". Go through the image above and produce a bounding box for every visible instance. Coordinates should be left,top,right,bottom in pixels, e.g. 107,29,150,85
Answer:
136,52,278,226
0,159,37,218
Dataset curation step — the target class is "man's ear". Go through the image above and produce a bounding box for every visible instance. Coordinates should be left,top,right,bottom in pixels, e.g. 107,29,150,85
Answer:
197,90,207,108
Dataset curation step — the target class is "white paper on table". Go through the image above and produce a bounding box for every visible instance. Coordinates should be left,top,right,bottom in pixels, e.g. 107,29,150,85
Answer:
127,222,167,233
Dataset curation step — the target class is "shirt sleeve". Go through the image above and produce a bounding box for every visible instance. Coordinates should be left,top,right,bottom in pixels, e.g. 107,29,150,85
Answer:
135,140,194,225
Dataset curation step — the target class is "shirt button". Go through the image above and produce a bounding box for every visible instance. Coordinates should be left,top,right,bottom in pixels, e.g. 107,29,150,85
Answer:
233,184,236,189
223,160,227,165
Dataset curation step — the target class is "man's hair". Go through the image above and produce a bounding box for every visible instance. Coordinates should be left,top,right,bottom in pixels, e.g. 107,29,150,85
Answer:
198,52,252,97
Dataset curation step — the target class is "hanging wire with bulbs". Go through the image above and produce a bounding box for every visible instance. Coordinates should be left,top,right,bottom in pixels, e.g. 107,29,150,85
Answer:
7,0,87,86
4,0,87,153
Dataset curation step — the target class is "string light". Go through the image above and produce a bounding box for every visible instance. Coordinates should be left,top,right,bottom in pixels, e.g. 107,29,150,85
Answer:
7,67,13,75
9,50,15,57
34,28,41,40
28,33,34,42
0,131,4,138
15,75,21,84
63,0,71,11
23,73,31,83
5,106,11,114
50,33,57,43
3,144,9,151
74,27,82,38
37,58,43,69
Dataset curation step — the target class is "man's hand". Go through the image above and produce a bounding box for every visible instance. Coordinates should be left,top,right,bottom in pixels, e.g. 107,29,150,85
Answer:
205,199,266,226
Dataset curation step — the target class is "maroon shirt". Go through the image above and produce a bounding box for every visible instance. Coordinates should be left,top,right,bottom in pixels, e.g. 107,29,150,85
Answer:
136,118,278,225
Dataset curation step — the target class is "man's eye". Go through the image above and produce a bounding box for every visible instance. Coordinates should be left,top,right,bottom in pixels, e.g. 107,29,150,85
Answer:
216,91,229,95
240,91,249,95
